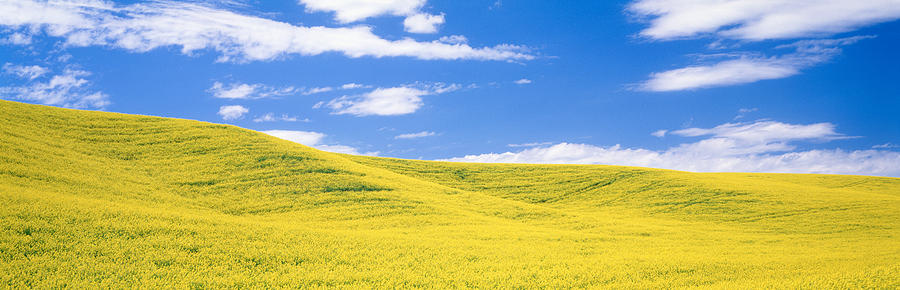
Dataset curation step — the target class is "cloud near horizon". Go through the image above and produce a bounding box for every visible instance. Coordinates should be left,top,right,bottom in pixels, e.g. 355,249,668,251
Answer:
0,0,532,63
262,129,378,155
442,120,900,177
0,65,109,109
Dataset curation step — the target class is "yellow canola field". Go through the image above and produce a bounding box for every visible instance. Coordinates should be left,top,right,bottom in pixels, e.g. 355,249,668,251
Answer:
1,100,898,288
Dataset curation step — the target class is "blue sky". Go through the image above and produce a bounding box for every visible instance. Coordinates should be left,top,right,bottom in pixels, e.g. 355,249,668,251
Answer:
2,0,899,176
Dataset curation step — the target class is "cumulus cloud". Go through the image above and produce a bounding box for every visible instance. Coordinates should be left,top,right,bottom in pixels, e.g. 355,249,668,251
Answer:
0,0,532,63
403,13,444,34
208,82,297,99
320,83,458,116
514,78,532,85
639,36,872,91
628,0,900,41
217,105,248,120
443,120,900,177
395,131,436,139
262,129,377,155
0,66,108,109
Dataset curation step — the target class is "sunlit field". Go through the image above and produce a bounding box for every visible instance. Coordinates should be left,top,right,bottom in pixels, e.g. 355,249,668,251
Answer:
1,100,898,288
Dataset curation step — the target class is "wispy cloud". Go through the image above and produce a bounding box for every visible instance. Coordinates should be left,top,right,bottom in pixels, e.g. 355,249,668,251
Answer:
252,113,309,123
628,0,893,92
443,120,900,177
0,66,108,109
2,63,49,80
217,105,248,120
262,129,377,155
208,82,298,99
734,108,758,120
395,131,436,139
301,83,371,96
873,143,899,149
628,0,900,41
0,0,532,62
638,36,873,91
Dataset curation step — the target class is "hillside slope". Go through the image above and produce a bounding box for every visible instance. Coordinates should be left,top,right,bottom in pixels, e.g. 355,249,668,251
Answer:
1,100,898,288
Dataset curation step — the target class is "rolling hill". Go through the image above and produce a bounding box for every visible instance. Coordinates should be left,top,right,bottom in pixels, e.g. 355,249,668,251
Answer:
1,100,898,288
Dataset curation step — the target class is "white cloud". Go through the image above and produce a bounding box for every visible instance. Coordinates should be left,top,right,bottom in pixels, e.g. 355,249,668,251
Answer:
252,113,308,123
403,13,444,34
628,0,900,41
340,83,369,90
302,86,334,95
629,0,891,92
671,121,844,142
508,142,553,148
263,129,324,145
0,0,532,63
3,32,32,45
0,67,108,109
208,82,297,99
325,87,427,116
300,0,446,33
442,120,900,177
3,63,49,80
299,0,425,23
734,107,758,120
641,57,798,92
262,129,377,155
438,35,467,44
395,131,436,139
514,78,532,85
873,143,899,149
639,36,872,91
218,105,248,120
321,83,458,116
651,130,667,137
297,83,370,96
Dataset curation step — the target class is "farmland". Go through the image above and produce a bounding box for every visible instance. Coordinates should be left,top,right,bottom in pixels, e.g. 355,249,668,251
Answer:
1,100,898,288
